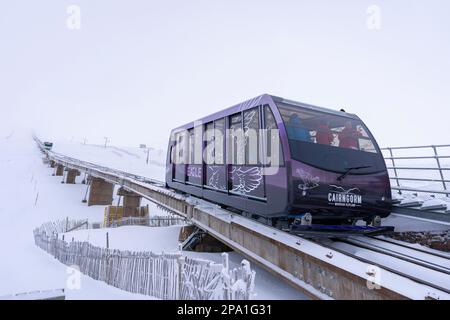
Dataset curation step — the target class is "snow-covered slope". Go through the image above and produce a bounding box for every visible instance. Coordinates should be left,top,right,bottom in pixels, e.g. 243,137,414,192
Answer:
0,132,154,299
0,133,307,300
51,140,166,182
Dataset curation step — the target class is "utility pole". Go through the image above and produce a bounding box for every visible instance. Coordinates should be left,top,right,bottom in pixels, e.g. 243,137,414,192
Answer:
146,147,150,165
104,137,110,148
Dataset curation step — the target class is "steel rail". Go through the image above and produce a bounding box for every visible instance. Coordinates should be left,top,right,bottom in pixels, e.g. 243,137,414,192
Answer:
341,237,450,275
372,236,450,260
318,239,450,295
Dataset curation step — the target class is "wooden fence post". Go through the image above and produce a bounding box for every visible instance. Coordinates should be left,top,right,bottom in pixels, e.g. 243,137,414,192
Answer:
222,253,230,300
177,256,185,300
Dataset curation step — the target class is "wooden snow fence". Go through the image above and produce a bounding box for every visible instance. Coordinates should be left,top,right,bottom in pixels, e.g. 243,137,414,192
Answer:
109,216,187,228
33,222,256,300
39,219,89,235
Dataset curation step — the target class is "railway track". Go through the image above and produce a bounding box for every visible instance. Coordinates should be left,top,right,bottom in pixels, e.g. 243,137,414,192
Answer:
318,235,450,295
372,235,450,260
343,236,450,274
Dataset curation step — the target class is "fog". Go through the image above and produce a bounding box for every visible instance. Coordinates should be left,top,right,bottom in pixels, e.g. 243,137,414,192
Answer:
1,0,449,149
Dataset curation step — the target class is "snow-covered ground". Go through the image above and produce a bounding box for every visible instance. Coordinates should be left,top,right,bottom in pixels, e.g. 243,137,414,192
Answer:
64,225,306,299
0,131,153,299
0,132,306,300
50,139,166,182
3,132,449,299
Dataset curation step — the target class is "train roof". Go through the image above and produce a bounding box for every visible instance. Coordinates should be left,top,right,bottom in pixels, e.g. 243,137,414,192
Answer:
172,94,359,131
270,95,358,119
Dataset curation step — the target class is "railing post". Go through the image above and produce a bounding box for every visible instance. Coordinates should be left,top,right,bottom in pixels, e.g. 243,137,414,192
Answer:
432,146,448,197
387,148,401,194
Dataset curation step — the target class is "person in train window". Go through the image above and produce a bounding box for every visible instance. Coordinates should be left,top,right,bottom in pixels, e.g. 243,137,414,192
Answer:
338,121,361,149
315,121,334,145
286,113,311,142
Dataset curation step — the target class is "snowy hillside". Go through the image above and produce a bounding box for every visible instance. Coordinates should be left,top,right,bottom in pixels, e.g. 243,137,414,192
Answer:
49,140,167,182
0,132,153,299
0,132,306,300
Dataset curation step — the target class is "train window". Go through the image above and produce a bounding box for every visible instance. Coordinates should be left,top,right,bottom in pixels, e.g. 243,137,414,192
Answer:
278,103,378,153
357,126,377,153
214,118,225,165
205,122,214,165
277,102,384,174
173,131,188,164
244,108,260,165
188,128,195,164
171,133,177,164
264,105,284,166
191,125,203,165
205,119,225,165
228,113,245,165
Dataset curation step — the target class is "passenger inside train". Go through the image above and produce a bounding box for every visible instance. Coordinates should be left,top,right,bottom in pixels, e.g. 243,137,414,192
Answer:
286,114,312,142
338,121,362,150
315,121,334,145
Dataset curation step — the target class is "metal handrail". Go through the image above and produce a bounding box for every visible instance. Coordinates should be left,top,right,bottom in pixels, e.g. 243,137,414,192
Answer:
392,177,450,184
382,145,449,197
384,155,450,160
381,144,450,150
391,186,450,196
386,167,450,171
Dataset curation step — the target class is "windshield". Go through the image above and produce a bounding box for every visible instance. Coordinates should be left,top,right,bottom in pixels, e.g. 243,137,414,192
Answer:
278,103,385,174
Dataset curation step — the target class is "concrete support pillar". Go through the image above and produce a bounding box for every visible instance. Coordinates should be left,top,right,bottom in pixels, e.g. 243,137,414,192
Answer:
179,225,196,242
179,226,231,252
87,178,114,206
65,169,80,184
54,164,64,176
117,187,142,217
194,234,231,252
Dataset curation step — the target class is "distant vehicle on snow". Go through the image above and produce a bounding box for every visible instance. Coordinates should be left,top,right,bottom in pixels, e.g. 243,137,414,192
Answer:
43,142,53,151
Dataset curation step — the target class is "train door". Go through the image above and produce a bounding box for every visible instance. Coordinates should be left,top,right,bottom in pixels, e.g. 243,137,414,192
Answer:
173,131,188,183
204,119,227,191
227,107,265,200
186,126,203,186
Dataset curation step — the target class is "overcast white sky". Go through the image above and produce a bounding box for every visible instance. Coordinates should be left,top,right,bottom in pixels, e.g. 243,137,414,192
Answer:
1,0,449,149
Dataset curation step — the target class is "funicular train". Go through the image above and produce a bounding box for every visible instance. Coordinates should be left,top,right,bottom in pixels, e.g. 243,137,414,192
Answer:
166,94,392,234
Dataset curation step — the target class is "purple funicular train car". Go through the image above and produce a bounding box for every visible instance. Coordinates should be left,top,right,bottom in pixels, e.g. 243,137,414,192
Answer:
165,94,392,229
